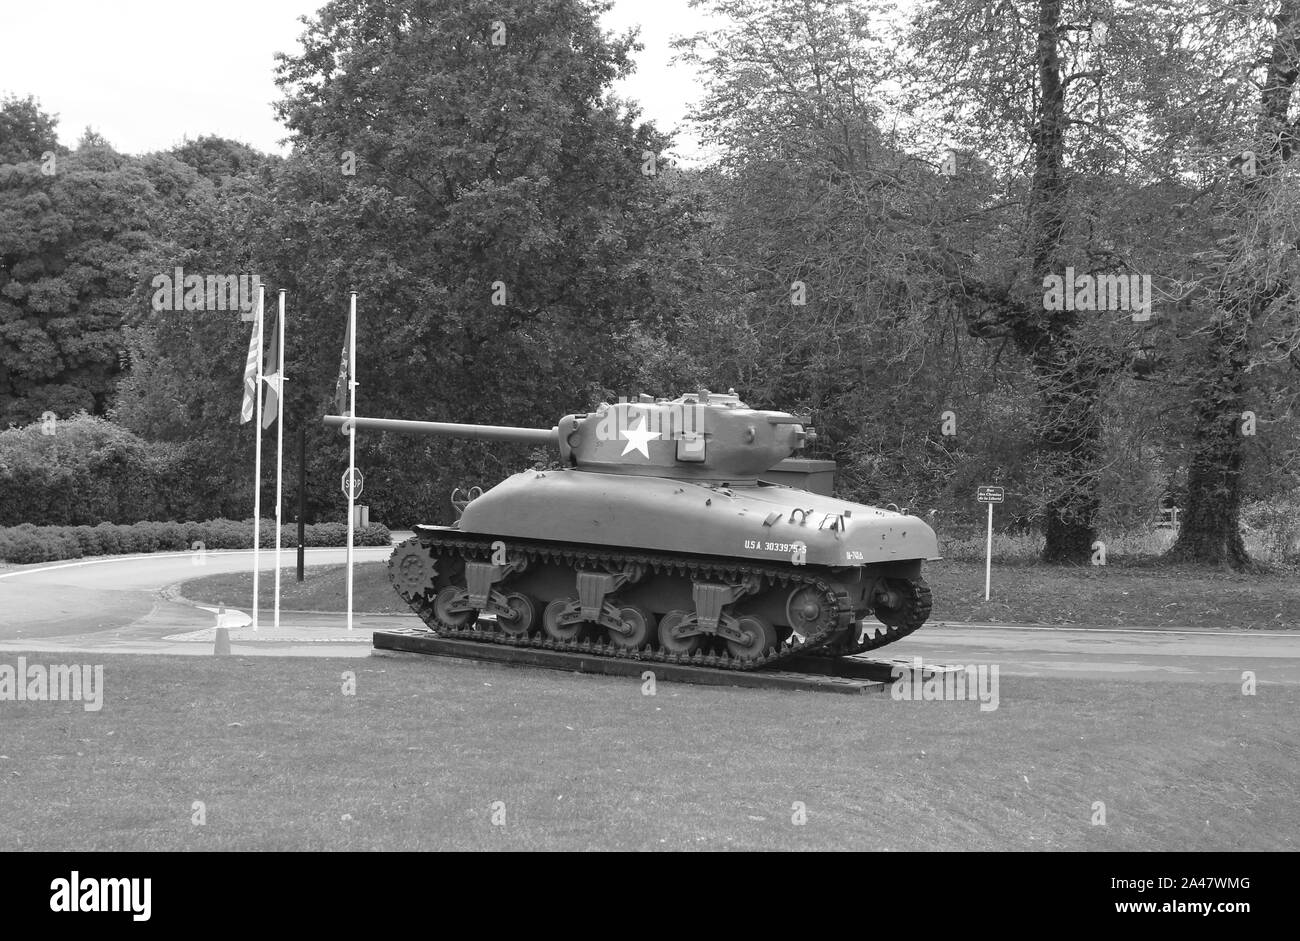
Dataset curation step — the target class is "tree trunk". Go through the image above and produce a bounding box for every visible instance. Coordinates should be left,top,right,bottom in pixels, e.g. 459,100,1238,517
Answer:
1036,339,1103,563
1028,0,1100,564
1167,0,1298,569
1166,309,1253,568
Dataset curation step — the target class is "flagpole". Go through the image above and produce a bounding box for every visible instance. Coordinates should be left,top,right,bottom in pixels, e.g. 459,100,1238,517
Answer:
252,285,264,631
273,290,287,629
346,291,358,631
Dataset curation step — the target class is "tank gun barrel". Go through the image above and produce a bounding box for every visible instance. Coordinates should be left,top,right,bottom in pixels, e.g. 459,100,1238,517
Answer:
323,414,559,447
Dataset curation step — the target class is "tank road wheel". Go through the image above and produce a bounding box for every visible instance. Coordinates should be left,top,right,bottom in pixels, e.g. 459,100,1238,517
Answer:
542,598,584,642
497,592,537,638
871,578,932,630
434,587,475,629
388,541,437,602
784,585,834,645
725,615,778,661
607,604,656,650
658,610,702,656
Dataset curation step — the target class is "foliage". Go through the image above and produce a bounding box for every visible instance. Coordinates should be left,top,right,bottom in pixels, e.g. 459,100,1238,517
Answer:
2,1,1297,572
0,94,62,164
0,413,190,525
1241,494,1300,563
0,115,167,426
0,518,391,564
108,0,705,525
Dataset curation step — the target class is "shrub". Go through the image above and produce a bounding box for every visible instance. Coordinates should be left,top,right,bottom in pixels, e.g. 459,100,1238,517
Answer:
1242,495,1300,563
91,522,125,555
0,518,392,563
165,522,189,551
358,523,392,546
69,525,99,556
199,519,244,551
1,531,59,565
125,522,160,554
0,414,190,526
306,522,346,547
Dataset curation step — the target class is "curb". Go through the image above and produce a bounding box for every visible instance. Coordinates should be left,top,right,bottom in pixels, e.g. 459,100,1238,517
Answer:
162,582,397,619
931,620,1298,635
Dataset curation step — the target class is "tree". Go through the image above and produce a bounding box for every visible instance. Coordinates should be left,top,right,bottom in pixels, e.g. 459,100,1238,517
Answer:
906,0,1158,562
259,0,702,523
171,135,270,182
117,0,705,525
112,144,280,519
675,0,1051,522
1166,0,1300,568
0,108,164,427
0,94,62,164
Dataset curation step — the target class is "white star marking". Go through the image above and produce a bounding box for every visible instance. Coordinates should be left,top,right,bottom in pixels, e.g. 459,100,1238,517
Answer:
619,417,660,458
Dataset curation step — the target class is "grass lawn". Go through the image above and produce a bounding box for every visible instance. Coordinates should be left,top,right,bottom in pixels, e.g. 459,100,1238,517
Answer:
927,561,1300,629
180,559,1300,630
180,562,404,614
0,653,1293,851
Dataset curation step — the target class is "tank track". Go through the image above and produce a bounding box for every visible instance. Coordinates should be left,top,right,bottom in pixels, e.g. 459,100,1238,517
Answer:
814,578,933,658
392,533,926,671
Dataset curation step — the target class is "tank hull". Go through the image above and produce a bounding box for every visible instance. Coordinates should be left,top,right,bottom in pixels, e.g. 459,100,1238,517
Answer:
454,468,938,568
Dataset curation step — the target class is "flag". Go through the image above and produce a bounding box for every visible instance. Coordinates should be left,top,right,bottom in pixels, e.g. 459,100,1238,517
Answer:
333,313,352,418
261,304,282,430
239,297,263,424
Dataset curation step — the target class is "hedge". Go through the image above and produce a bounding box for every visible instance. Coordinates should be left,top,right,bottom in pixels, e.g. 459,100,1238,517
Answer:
0,414,199,526
0,519,391,565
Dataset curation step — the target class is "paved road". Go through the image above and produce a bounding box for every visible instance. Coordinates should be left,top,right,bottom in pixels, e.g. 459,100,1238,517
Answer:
0,548,394,658
2,550,1298,682
885,623,1300,685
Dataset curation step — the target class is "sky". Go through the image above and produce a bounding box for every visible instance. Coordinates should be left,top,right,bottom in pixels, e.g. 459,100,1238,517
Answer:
0,0,720,160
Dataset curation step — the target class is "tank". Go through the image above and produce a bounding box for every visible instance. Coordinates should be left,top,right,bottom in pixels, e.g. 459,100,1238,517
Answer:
323,389,936,670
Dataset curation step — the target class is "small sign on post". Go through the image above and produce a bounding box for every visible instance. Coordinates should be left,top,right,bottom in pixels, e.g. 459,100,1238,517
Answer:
341,468,365,501
976,486,1005,601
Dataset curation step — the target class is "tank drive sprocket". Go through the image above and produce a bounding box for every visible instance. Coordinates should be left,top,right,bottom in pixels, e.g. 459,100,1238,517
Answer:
388,540,438,602
817,577,933,657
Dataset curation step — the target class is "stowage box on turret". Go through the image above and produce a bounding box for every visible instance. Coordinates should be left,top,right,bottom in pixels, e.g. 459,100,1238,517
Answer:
324,390,936,670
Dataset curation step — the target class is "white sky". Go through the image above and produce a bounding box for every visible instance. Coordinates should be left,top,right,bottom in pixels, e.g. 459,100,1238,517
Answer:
0,0,719,160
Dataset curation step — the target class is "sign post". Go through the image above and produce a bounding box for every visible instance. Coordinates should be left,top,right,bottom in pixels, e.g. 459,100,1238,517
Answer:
341,466,365,627
976,486,1005,601
343,292,358,630
297,425,306,582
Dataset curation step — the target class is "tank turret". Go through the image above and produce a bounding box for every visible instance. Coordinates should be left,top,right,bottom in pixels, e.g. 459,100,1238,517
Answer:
324,389,815,482
323,390,934,669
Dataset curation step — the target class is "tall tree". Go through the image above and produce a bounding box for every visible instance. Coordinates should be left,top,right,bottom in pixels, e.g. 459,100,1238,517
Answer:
117,0,704,525
908,0,1148,562
675,0,997,510
0,113,163,427
1167,0,1300,568
264,0,703,523
113,144,280,519
0,94,62,164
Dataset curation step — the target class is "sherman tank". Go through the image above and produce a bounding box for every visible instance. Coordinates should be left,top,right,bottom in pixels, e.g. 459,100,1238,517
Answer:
323,390,936,671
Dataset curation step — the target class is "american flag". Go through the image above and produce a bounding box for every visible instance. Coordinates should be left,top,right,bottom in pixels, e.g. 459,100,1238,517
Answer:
240,290,263,424
333,311,352,417
261,303,281,430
